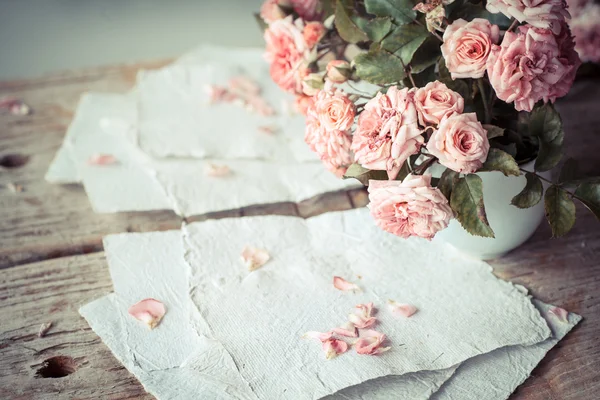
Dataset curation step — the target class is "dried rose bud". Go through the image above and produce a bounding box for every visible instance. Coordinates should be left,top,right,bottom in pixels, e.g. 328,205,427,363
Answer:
326,60,352,84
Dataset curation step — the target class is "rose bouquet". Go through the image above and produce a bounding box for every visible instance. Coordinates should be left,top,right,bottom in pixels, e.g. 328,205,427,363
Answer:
256,0,600,241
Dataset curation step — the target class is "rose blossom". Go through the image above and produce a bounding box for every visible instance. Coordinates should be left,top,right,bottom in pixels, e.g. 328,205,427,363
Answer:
549,22,582,100
260,0,291,23
486,25,573,112
441,18,500,79
303,22,326,48
413,81,464,126
290,0,322,21
570,4,600,63
486,0,570,34
368,174,453,240
427,113,489,174
295,95,314,115
351,87,423,180
310,84,355,132
264,16,310,94
326,60,352,84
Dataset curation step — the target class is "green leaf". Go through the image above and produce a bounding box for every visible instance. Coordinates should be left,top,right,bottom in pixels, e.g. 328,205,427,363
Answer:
365,0,417,25
483,125,505,139
407,37,441,74
574,182,600,220
335,0,369,43
438,168,459,201
529,103,564,172
479,148,520,176
450,174,495,238
404,64,436,87
354,49,406,84
544,185,576,237
355,17,393,42
381,24,429,67
253,13,268,32
343,163,388,185
445,0,511,29
511,173,543,209
558,158,580,184
535,141,563,172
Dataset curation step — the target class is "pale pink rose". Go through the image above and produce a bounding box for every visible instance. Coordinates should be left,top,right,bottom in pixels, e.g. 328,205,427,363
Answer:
441,18,500,79
413,81,464,126
264,16,310,94
368,174,453,240
486,0,570,34
570,3,600,63
303,22,326,48
310,85,356,132
549,22,581,100
326,60,352,84
295,94,314,116
427,113,489,173
291,0,322,21
260,0,291,23
486,25,571,111
351,87,423,180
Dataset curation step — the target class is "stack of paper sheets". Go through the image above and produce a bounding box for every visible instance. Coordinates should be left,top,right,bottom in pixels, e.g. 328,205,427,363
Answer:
45,45,358,216
81,208,581,400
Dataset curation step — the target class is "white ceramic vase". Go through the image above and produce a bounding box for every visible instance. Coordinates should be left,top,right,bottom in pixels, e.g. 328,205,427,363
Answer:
432,160,551,260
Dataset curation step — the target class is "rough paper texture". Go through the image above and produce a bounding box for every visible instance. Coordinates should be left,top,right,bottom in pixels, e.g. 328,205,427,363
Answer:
184,209,551,399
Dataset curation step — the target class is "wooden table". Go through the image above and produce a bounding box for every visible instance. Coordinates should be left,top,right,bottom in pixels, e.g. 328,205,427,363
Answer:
0,62,599,400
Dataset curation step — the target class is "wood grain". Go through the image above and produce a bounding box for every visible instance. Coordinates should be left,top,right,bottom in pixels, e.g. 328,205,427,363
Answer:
0,61,599,399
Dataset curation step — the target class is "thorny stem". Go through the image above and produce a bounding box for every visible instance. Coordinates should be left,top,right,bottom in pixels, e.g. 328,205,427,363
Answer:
477,79,491,124
520,168,583,201
407,69,417,88
414,156,438,175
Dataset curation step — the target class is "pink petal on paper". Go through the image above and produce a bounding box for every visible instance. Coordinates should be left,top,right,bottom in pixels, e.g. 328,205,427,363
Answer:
333,276,360,292
549,306,569,323
241,246,270,271
303,331,333,342
228,76,261,96
355,330,389,355
87,154,118,166
387,300,418,318
0,96,31,115
333,322,358,338
204,163,231,177
258,125,279,135
245,94,275,116
205,85,236,103
348,314,377,329
322,338,348,359
128,298,166,329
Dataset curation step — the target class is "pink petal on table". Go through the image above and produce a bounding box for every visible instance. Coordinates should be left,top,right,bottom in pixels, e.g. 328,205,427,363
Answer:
244,94,275,116
387,300,418,318
355,330,389,355
333,276,360,292
332,322,358,338
241,246,270,271
0,96,31,115
258,125,279,135
303,331,333,342
322,338,348,360
549,306,569,323
87,154,118,166
204,163,231,177
205,85,236,103
228,76,261,96
348,302,377,328
128,298,166,329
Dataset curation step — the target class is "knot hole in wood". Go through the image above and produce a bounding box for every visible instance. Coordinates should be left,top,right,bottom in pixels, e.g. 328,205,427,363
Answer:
34,355,77,378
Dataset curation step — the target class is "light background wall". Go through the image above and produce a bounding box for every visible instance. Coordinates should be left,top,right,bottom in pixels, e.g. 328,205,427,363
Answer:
0,0,265,80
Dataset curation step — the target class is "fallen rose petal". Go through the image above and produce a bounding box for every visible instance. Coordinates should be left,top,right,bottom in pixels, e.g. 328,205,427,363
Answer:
244,94,275,116
205,85,236,103
355,329,388,355
229,75,261,96
258,125,279,135
387,300,418,318
303,331,333,342
549,306,569,323
38,322,53,338
333,276,360,292
87,154,118,166
6,182,23,193
348,313,377,329
322,338,348,359
128,298,166,329
332,322,358,338
0,97,31,115
204,163,231,177
241,246,271,271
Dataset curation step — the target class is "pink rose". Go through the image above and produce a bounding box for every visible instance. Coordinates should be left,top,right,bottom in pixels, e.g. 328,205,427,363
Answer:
486,25,571,112
549,22,581,100
303,22,326,48
570,4,600,63
310,84,356,132
427,113,489,174
351,87,423,180
413,81,465,126
295,94,314,116
326,60,352,84
441,18,500,79
264,17,310,94
260,0,291,23
290,0,322,21
368,174,453,240
486,0,570,34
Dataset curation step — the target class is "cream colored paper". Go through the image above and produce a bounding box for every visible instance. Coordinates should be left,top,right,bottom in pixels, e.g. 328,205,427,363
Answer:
183,209,550,399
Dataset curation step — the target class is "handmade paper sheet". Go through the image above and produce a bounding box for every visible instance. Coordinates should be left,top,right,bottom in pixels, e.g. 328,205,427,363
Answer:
44,92,354,215
81,226,580,400
183,208,551,399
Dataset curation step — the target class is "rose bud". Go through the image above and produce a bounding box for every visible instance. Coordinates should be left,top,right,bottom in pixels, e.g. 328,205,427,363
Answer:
326,60,352,83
